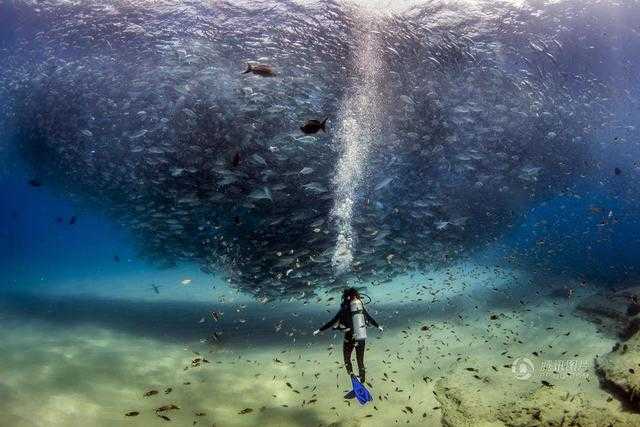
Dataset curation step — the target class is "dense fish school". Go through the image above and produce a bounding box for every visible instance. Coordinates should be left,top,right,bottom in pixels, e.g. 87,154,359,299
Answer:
1,0,638,299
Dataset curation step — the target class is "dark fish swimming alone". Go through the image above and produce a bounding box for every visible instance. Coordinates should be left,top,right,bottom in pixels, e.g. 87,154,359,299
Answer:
242,63,275,77
68,216,77,225
28,179,42,187
300,118,328,134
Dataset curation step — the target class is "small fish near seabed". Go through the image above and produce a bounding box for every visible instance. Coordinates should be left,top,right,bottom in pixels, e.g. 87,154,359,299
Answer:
242,63,275,77
155,404,180,413
300,118,328,134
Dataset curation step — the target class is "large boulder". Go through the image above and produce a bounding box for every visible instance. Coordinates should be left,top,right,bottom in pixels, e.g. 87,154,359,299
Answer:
596,331,640,410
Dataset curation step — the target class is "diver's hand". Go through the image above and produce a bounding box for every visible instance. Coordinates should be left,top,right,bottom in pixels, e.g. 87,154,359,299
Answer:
378,326,384,333
313,329,320,336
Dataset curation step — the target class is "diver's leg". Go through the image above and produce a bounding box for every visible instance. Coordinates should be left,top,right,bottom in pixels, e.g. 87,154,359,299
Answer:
343,336,355,376
343,335,357,399
356,339,366,383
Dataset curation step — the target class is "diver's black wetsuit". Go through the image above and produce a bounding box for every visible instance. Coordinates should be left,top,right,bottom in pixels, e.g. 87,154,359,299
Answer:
318,300,379,382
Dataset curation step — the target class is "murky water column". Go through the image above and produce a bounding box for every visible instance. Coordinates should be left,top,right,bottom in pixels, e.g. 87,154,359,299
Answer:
331,20,385,276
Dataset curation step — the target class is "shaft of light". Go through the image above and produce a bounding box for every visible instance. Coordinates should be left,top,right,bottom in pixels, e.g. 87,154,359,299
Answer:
331,24,384,276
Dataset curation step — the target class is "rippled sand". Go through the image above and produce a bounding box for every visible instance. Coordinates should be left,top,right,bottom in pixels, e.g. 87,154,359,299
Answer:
0,263,621,426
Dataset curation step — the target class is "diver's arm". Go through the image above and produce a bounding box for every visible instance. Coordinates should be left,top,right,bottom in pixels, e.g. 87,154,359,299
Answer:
318,310,341,332
363,308,379,328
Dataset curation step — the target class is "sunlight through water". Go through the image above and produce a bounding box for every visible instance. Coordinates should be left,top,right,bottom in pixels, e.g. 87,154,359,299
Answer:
330,15,387,276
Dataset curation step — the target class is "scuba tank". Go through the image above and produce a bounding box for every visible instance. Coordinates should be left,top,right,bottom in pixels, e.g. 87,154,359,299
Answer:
350,298,367,340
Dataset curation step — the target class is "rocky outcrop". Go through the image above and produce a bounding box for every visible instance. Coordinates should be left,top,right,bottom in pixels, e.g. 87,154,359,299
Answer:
431,287,640,426
497,387,633,427
575,287,640,338
435,359,639,426
572,286,640,411
596,331,640,410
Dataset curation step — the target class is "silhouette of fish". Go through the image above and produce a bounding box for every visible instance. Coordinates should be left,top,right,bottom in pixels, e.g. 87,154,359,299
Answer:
155,404,180,413
242,63,275,77
300,118,327,134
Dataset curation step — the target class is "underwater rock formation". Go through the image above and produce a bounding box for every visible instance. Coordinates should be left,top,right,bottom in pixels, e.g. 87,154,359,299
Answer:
576,287,640,338
435,358,639,426
571,286,640,413
596,332,640,412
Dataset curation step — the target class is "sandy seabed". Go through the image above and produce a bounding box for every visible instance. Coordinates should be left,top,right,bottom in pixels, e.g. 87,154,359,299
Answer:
0,263,626,427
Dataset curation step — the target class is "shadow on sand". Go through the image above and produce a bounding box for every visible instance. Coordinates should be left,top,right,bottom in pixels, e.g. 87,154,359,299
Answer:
0,282,543,349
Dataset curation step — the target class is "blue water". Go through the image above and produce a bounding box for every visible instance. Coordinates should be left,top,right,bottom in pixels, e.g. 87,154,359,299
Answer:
2,1,640,425
1,161,138,286
506,186,640,281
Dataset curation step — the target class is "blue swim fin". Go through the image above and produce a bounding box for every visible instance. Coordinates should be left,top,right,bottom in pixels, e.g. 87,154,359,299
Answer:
351,376,373,405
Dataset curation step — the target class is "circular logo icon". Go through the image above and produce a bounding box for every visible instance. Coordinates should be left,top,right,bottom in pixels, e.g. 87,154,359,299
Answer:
512,357,534,380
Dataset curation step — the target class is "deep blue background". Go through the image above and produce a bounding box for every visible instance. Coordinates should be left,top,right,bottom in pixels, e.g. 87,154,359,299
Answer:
0,155,139,286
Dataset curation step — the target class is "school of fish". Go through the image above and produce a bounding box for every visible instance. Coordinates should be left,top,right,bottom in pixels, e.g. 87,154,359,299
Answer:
1,0,639,299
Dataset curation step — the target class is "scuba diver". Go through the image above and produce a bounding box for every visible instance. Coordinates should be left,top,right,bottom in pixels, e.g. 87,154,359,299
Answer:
313,287,383,399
